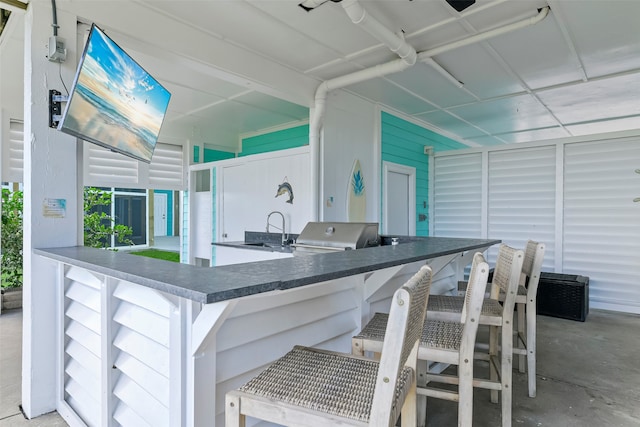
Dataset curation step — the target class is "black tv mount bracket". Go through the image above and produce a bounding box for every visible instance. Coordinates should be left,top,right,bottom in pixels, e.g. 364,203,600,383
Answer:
49,89,68,128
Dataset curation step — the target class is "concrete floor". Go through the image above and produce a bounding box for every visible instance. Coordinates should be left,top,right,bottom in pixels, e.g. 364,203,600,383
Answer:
1,308,639,426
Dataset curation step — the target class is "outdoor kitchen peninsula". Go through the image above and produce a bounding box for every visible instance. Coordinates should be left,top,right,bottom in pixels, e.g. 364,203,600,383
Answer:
34,235,500,427
38,236,500,303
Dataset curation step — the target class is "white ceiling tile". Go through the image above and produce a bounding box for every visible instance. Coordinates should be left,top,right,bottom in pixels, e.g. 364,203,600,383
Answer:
537,73,640,124
556,0,640,78
493,127,570,144
4,0,640,148
414,110,485,139
347,78,436,115
387,63,477,108
161,83,226,116
487,12,585,89
566,116,640,137
433,46,525,99
449,94,561,134
463,135,508,147
463,0,549,31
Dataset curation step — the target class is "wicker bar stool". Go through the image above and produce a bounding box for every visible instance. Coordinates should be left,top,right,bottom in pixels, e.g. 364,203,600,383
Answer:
426,244,523,427
352,252,489,427
225,265,433,427
457,240,545,397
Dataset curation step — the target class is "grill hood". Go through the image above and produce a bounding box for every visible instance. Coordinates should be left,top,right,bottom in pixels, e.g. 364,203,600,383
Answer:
292,222,380,255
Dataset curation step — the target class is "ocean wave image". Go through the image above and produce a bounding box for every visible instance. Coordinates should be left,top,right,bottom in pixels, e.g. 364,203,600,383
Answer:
59,25,171,162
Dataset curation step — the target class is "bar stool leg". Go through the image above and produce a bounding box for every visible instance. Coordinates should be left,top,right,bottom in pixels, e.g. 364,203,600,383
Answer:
417,359,428,427
517,302,526,373
489,324,499,404
527,301,537,398
225,393,245,427
501,322,513,427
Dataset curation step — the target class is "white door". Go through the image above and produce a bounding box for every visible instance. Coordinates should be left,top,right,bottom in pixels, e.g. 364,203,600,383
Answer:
221,164,252,242
153,193,168,236
191,169,213,265
383,162,416,235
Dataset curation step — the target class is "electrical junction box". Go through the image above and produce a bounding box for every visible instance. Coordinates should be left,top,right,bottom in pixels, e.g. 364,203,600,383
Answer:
48,36,67,62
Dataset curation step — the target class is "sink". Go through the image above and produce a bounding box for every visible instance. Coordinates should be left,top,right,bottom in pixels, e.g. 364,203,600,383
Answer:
243,242,271,247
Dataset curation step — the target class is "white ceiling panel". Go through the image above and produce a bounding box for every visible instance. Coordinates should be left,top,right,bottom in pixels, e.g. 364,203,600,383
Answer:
161,83,227,117
347,78,437,115
387,62,477,108
434,45,526,99
450,94,560,134
557,0,640,78
414,110,486,140
565,117,640,137
537,73,640,125
495,126,570,144
487,13,584,90
3,0,640,150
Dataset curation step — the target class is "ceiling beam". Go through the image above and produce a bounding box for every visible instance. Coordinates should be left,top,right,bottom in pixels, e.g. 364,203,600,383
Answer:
0,0,27,11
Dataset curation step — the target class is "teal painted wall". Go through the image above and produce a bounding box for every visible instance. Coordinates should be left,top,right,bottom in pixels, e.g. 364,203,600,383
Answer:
154,190,174,236
193,146,235,163
239,124,309,157
192,125,307,164
204,149,235,163
381,111,466,236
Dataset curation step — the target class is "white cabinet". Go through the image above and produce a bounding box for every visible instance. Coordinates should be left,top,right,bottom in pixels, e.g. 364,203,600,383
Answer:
213,246,293,266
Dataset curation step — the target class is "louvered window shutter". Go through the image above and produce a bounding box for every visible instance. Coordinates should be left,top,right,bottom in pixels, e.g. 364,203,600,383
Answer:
148,143,185,191
433,153,482,238
487,146,556,268
2,119,24,183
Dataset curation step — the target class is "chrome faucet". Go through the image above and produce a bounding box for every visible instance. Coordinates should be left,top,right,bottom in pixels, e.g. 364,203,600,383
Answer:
266,211,287,245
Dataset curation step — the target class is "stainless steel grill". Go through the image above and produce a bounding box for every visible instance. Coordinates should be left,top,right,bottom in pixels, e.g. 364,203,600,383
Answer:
292,222,380,255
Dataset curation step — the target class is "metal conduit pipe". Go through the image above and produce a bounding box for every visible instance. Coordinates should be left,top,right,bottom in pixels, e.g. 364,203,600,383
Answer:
310,5,550,220
417,6,550,61
341,0,417,65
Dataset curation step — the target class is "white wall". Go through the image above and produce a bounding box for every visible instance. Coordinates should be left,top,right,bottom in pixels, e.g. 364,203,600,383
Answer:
22,4,81,418
189,147,312,256
321,91,379,223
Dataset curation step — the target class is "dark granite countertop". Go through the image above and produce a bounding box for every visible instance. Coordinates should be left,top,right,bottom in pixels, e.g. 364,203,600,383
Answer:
35,236,500,304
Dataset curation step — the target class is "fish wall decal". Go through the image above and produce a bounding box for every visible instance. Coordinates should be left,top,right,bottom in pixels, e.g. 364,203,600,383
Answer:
276,181,294,204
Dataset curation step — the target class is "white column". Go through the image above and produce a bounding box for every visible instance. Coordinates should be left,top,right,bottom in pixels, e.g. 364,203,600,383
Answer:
22,3,79,418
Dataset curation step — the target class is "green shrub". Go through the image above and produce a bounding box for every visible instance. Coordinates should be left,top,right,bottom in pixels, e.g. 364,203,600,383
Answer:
1,189,23,289
84,187,133,249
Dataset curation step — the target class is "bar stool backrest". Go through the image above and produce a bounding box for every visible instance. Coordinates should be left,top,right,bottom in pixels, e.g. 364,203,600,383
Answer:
369,265,432,425
490,244,524,322
521,240,546,300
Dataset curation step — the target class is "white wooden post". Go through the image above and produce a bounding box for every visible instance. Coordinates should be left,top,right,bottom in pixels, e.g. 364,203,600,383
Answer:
22,3,80,417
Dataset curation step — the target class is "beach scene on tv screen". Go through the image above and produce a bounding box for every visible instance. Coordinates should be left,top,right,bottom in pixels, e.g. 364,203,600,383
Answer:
62,26,171,162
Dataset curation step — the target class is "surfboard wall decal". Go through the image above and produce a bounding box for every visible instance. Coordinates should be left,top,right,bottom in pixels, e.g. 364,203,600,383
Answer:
347,159,366,222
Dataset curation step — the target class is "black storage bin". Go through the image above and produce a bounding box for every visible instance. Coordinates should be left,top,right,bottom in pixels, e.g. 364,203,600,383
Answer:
537,272,589,322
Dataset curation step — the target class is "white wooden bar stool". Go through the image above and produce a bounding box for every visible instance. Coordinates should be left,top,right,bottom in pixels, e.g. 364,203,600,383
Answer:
427,244,523,427
353,252,490,427
225,265,433,427
457,240,545,397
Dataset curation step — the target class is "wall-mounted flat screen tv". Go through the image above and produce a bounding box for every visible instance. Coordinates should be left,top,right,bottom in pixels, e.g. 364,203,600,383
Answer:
58,24,171,163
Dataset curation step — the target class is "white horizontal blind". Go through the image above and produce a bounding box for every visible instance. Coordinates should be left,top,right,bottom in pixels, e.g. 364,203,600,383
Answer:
2,119,24,183
433,153,482,237
487,146,556,269
84,141,186,190
84,142,139,187
563,138,640,313
148,143,185,190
